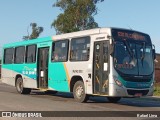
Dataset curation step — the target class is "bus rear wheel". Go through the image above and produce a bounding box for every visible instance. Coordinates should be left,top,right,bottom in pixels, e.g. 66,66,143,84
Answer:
107,97,121,103
16,77,31,94
73,81,89,103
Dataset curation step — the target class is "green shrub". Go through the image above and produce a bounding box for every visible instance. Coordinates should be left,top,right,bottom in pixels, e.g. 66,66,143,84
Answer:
154,83,160,96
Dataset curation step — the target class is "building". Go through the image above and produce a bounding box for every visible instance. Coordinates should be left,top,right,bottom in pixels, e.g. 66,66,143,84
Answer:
155,53,160,83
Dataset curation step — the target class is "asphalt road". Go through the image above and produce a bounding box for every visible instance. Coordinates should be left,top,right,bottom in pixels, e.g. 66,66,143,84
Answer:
0,81,160,120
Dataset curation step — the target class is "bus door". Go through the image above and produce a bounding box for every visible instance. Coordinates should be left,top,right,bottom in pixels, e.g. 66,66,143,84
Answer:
93,41,109,94
37,47,49,88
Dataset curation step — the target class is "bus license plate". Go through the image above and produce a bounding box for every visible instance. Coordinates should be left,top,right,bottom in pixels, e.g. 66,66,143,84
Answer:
134,93,142,97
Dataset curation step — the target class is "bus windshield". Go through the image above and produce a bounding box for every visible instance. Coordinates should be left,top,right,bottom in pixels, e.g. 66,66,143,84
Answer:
114,41,153,76
112,29,153,76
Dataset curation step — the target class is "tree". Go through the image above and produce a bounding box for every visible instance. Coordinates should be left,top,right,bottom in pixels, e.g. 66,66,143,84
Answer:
52,0,104,34
23,23,44,40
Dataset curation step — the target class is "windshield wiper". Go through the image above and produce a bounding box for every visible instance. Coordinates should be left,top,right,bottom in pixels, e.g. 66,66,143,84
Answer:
123,40,136,66
124,41,133,58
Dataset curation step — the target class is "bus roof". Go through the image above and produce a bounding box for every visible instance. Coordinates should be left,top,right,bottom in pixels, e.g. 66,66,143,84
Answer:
3,36,52,48
3,27,150,48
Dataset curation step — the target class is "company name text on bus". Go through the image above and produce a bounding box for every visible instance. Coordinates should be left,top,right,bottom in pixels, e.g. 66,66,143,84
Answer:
117,31,146,40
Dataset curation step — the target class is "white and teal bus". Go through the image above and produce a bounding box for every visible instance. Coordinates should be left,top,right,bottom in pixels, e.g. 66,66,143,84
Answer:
1,28,156,103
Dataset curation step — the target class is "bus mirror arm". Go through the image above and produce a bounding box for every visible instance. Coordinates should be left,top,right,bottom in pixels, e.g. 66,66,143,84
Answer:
107,35,114,56
109,43,114,56
152,49,156,60
152,45,156,60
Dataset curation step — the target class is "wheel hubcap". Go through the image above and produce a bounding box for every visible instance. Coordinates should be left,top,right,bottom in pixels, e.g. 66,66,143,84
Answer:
17,81,23,92
76,85,84,98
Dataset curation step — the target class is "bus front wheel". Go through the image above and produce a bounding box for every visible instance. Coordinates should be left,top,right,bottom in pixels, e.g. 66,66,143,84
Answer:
107,97,121,103
16,77,31,94
73,81,88,103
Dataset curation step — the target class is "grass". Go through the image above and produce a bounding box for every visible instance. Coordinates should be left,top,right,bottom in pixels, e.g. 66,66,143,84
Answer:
154,83,160,96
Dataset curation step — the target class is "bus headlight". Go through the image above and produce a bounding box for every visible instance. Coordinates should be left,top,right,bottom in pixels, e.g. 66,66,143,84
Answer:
113,76,123,87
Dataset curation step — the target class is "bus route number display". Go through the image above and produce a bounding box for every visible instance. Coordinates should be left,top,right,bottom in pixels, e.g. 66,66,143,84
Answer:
117,31,146,41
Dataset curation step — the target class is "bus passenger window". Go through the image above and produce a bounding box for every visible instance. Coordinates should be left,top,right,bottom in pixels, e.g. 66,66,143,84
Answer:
14,46,25,64
70,36,90,61
26,45,36,63
52,40,69,62
4,48,14,64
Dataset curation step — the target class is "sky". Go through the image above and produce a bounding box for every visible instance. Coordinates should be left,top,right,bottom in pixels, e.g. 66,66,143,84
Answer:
0,0,160,57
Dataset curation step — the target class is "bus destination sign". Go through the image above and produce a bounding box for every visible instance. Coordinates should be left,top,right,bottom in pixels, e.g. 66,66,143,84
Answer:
111,29,152,44
117,32,146,41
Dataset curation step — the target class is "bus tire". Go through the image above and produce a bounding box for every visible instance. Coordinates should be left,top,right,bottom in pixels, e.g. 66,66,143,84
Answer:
16,77,31,94
73,81,88,103
107,97,121,103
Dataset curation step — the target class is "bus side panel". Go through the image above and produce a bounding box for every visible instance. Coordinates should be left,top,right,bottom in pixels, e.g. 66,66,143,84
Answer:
48,61,93,94
1,66,15,86
48,62,70,92
2,64,37,89
13,64,37,88
48,61,92,94
64,62,93,94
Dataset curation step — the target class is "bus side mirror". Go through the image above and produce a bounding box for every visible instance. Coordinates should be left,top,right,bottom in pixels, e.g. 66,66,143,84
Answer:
152,49,156,60
152,45,156,60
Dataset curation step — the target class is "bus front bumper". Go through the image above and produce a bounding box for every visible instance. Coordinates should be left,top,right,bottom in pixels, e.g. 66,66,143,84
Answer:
109,83,154,97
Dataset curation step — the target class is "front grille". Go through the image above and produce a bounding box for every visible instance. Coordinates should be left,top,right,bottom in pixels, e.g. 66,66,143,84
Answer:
122,77,151,82
127,89,149,96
